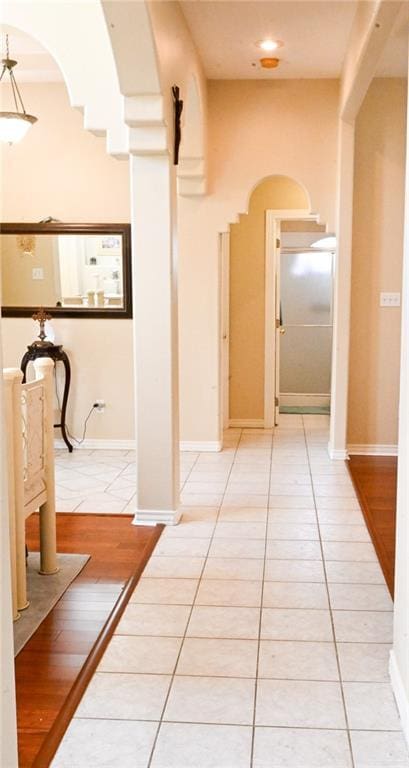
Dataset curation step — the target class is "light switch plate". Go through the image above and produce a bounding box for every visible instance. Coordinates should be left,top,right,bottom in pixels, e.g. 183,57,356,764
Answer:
32,267,44,280
380,292,400,307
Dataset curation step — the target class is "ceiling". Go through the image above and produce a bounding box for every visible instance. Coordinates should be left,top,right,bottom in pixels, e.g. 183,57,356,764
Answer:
1,2,407,86
180,0,408,80
180,1,359,79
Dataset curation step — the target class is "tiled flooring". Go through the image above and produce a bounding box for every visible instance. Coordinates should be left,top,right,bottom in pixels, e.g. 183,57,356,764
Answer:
55,449,139,513
52,416,409,768
54,444,227,514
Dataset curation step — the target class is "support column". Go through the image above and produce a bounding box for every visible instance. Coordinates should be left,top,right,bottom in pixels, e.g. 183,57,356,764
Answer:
329,118,355,459
390,57,409,746
130,154,180,525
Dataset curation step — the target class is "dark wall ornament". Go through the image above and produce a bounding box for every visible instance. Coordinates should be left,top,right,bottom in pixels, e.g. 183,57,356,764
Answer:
172,85,183,166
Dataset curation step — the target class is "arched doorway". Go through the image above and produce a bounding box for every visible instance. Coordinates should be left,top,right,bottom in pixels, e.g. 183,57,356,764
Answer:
224,175,319,431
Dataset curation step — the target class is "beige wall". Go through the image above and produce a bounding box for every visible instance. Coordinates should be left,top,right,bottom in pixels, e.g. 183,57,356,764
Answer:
179,79,339,440
1,235,58,307
348,78,406,447
393,68,409,731
2,77,341,445
229,176,309,420
0,82,134,441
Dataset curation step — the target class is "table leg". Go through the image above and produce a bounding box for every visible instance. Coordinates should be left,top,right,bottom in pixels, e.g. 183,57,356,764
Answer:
58,353,73,453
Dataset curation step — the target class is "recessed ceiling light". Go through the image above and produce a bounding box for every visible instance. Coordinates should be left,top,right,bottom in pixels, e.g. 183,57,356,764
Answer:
256,39,282,52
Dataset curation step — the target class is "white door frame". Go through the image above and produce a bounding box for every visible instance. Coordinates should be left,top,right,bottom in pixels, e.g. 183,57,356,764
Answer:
219,232,230,432
264,209,318,428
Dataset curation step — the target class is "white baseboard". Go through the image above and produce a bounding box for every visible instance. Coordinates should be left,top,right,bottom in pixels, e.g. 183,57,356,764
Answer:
229,419,265,428
55,438,222,453
180,441,222,452
390,650,409,746
132,508,181,526
348,443,399,456
280,393,330,407
54,438,135,451
327,444,349,460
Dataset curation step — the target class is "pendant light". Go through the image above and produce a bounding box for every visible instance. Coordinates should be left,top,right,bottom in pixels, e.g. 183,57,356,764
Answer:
0,34,37,144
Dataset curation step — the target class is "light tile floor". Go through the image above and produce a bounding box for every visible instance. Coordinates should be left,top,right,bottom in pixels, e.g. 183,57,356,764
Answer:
55,447,207,514
52,416,409,768
55,449,138,513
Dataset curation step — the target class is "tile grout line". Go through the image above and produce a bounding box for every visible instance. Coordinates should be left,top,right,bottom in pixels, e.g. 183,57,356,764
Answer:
57,455,137,513
179,450,202,496
85,668,393,685
302,416,356,768
70,712,407,734
145,429,243,768
249,428,274,768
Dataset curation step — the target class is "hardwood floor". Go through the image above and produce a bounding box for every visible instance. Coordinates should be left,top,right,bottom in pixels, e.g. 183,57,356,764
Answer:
347,455,397,598
16,513,162,768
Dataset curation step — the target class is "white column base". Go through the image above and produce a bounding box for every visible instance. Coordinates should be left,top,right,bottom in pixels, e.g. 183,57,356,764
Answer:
390,650,409,746
327,443,349,460
132,508,181,526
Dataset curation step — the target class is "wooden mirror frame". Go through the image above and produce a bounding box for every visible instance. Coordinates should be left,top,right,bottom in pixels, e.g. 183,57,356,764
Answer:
0,222,132,319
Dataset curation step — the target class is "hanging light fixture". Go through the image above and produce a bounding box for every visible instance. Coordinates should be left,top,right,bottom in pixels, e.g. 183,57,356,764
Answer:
0,34,37,144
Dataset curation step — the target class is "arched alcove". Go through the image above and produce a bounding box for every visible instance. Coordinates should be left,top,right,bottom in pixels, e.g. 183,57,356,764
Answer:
228,175,312,424
246,174,311,214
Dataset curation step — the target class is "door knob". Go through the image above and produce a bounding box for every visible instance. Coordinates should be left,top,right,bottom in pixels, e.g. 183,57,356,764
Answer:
279,327,286,335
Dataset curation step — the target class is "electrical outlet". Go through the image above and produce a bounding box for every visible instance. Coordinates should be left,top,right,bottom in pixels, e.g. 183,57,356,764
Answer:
93,399,106,413
32,267,44,280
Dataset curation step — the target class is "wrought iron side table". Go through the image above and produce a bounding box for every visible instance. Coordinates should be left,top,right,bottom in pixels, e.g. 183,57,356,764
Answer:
20,309,73,452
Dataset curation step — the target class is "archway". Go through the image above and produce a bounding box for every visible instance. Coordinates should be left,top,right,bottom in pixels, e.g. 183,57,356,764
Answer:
0,3,127,154
223,174,324,431
0,6,168,765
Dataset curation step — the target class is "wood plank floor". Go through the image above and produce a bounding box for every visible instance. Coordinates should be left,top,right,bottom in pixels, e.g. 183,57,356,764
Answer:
16,513,162,768
347,455,397,597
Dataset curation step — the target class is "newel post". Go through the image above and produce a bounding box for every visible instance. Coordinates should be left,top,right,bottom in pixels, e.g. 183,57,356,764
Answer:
33,358,58,576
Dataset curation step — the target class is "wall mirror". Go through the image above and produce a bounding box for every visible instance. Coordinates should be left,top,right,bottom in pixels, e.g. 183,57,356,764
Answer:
0,223,132,318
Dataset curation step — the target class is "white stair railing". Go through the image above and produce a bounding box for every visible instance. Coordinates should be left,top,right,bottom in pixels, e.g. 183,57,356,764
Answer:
3,358,58,621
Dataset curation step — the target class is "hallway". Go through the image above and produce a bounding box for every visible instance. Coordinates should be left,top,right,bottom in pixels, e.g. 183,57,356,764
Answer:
52,415,408,767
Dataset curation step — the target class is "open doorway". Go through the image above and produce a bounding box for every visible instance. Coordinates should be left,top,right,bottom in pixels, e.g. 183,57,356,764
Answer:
223,175,336,434
226,175,313,431
264,209,335,429
276,220,336,421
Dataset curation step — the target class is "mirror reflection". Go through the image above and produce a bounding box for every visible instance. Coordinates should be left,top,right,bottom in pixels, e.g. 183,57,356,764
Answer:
1,232,125,309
